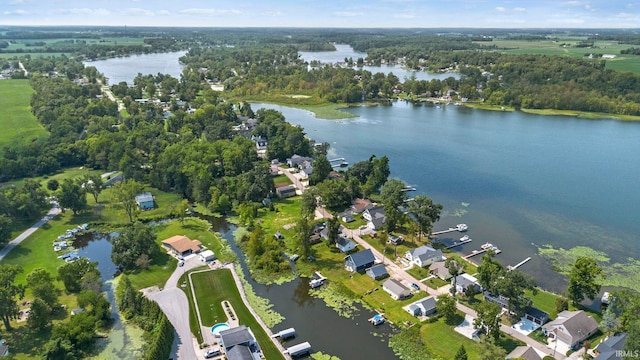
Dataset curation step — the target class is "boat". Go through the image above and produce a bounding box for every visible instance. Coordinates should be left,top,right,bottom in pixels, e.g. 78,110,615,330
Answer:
456,224,468,232
309,278,325,289
369,313,385,326
601,292,611,305
401,185,416,192
481,242,494,250
460,235,470,242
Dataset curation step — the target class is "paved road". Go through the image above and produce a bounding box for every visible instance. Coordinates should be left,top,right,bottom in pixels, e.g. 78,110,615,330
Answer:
148,256,201,360
277,166,305,192
0,206,61,262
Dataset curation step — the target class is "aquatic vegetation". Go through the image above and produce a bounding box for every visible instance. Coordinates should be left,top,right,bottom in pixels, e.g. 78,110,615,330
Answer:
389,327,432,360
310,283,363,319
234,264,285,328
311,352,342,360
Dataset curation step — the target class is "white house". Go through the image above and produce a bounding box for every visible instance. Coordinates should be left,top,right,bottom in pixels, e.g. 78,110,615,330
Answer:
405,245,443,268
542,310,599,350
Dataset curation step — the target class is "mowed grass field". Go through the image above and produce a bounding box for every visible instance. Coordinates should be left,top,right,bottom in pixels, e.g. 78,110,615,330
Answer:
0,79,48,152
483,38,640,74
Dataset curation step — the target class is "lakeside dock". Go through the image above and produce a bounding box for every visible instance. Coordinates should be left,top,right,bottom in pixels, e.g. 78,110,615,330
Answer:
444,237,472,249
507,257,531,271
462,246,501,259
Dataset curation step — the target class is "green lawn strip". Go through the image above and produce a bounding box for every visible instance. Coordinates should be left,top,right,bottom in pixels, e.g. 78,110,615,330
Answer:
91,185,184,224
272,174,291,186
0,79,48,152
240,97,358,119
525,288,561,319
521,108,640,121
189,269,285,360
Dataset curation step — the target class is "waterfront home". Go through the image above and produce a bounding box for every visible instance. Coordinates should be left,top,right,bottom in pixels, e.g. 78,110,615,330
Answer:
351,198,374,214
286,154,312,168
300,164,313,179
542,310,599,350
219,325,261,360
161,235,202,257
251,135,268,151
336,236,356,253
340,213,354,223
345,249,376,272
483,293,548,325
363,206,386,230
135,192,154,210
275,184,296,198
506,346,543,360
452,273,482,295
366,264,389,280
428,262,452,280
405,245,443,268
593,333,628,360
382,279,411,300
406,296,437,317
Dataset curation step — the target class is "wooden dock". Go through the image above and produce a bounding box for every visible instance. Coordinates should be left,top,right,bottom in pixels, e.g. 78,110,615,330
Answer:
445,238,472,249
507,257,531,271
463,247,501,259
430,228,458,236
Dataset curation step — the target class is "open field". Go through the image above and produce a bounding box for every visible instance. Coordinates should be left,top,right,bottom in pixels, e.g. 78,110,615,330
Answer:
0,79,48,152
188,269,286,360
484,38,640,74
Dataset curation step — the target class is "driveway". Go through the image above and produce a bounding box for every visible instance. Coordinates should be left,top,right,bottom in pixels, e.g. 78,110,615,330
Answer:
148,255,202,360
0,205,61,262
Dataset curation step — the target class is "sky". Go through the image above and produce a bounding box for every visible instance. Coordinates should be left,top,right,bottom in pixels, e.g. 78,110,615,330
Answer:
1,0,639,29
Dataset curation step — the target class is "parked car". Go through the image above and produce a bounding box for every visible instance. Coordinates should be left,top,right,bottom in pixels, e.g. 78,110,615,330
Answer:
204,348,221,358
178,260,185,267
411,283,420,291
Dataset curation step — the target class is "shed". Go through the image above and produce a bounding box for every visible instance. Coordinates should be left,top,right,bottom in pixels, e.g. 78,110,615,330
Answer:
286,342,311,357
382,279,411,300
275,185,297,198
276,328,296,340
199,250,215,262
135,192,154,210
366,264,389,280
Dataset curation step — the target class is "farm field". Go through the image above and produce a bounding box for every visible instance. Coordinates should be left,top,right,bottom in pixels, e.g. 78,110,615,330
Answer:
0,79,48,152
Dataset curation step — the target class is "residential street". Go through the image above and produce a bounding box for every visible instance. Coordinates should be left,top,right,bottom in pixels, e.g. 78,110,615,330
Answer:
0,205,61,262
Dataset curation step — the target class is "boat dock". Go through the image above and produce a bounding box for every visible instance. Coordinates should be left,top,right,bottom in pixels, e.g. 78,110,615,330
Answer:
445,237,472,249
272,327,296,340
507,257,531,271
462,247,501,259
314,271,326,281
430,224,468,236
329,158,348,167
284,342,312,357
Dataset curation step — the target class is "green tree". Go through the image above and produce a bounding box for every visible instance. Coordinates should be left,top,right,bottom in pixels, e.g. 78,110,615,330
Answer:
300,188,318,219
378,230,389,258
445,257,464,295
474,301,502,341
380,179,408,232
567,256,605,305
295,216,314,260
27,298,51,331
57,258,100,293
454,345,468,360
599,307,620,336
83,176,103,204
0,264,25,330
111,222,159,270
555,296,569,314
47,179,60,191
111,179,143,223
478,337,507,360
43,337,79,360
0,214,12,244
494,269,537,321
27,268,59,308
407,195,442,242
175,198,189,224
436,294,457,324
326,216,340,247
623,320,640,356
477,253,504,294
57,179,87,214
309,155,332,185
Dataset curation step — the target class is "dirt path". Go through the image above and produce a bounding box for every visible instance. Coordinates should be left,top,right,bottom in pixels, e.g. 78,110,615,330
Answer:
0,205,61,262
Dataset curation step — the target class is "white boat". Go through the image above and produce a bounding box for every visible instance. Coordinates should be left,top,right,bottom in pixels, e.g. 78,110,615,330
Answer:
456,224,468,232
481,242,494,250
309,278,325,288
601,292,611,305
460,235,470,241
369,314,385,326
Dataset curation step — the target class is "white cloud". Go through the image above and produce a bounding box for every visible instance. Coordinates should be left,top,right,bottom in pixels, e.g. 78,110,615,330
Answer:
121,8,154,16
179,8,241,16
262,11,283,17
55,8,111,16
156,10,171,16
514,7,526,12
495,6,506,12
3,9,29,15
334,11,363,17
9,0,24,5
394,14,415,19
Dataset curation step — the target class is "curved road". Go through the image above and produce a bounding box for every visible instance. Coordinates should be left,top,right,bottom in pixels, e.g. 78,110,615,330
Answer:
0,205,61,262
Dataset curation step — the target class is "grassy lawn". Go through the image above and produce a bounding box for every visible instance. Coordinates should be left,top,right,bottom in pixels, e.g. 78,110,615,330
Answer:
521,108,640,121
0,79,48,153
188,269,286,360
91,185,184,224
526,288,561,319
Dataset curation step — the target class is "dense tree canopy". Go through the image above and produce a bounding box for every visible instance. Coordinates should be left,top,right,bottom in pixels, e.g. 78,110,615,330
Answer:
567,256,605,305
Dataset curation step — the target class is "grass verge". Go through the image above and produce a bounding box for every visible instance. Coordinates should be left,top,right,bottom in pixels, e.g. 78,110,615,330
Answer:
0,79,48,153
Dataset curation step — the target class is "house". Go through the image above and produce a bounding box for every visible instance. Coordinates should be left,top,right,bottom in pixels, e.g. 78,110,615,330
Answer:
351,198,374,214
405,245,443,268
275,185,297,198
286,154,312,168
218,325,260,360
199,250,215,262
506,346,543,360
429,262,452,280
252,135,268,151
345,249,376,272
0,339,8,358
363,206,386,230
135,192,155,210
387,235,403,245
71,308,86,316
300,164,313,179
161,235,202,256
382,279,411,300
484,293,549,325
336,236,356,253
406,296,437,317
100,171,124,186
366,264,389,280
594,333,628,360
452,273,482,294
542,310,599,350
341,213,354,223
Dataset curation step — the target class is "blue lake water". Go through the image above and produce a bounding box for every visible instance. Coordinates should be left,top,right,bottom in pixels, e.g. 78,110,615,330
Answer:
85,51,187,85
254,101,640,293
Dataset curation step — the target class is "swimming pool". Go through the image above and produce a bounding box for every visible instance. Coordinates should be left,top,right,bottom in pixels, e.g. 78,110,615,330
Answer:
211,323,230,336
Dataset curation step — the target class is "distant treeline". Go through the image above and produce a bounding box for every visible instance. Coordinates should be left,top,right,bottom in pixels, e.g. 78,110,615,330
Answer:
621,47,640,55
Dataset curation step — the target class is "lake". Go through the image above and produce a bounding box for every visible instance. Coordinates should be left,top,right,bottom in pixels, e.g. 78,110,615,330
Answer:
85,51,187,85
253,101,640,294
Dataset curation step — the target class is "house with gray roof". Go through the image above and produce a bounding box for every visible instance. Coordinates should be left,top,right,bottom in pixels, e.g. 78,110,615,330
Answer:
135,192,154,210
363,206,386,230
336,236,356,253
406,296,437,317
594,333,628,360
542,310,599,350
286,154,312,168
219,325,260,360
506,346,543,360
405,245,443,268
452,273,481,294
382,279,411,300
366,264,389,280
429,262,452,280
345,249,375,272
